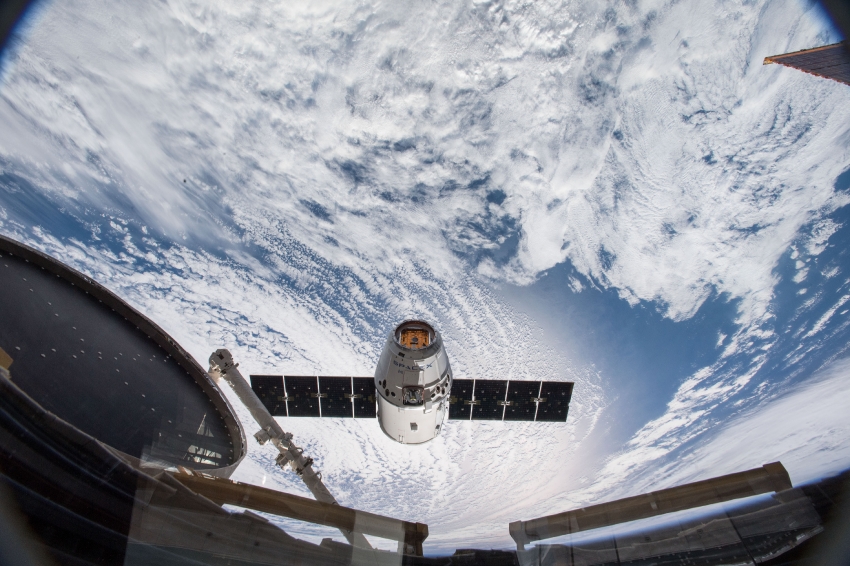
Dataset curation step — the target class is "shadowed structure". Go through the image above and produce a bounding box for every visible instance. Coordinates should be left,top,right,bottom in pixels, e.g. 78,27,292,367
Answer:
0,235,245,474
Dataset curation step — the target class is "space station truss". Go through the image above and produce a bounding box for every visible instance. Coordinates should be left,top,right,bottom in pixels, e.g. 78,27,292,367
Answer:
251,376,573,423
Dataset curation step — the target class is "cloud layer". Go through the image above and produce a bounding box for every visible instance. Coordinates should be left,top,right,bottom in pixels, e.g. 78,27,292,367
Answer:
1,0,850,552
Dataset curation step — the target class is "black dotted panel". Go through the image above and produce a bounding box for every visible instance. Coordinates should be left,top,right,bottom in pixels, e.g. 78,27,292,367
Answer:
536,382,574,422
251,375,287,416
504,380,541,422
471,379,508,421
448,379,473,421
352,377,376,418
283,376,320,417
0,251,234,468
318,376,352,418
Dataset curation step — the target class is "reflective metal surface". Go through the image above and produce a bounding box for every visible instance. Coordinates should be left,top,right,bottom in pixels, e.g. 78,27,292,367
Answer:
0,235,245,473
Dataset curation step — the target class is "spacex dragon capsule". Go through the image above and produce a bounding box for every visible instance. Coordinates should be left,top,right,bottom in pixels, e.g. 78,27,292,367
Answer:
241,320,573,446
374,320,452,444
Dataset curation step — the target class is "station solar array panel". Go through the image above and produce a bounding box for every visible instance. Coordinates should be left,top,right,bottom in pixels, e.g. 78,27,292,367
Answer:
250,375,375,418
448,379,573,422
765,42,850,86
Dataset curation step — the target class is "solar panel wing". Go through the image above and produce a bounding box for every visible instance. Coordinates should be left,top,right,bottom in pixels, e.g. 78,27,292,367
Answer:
283,376,320,417
536,381,574,422
471,379,508,420
764,43,850,86
318,376,353,418
352,377,376,418
448,379,474,420
250,375,288,417
503,380,541,421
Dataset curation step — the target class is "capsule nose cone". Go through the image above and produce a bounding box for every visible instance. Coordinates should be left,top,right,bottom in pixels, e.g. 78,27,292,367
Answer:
393,320,436,351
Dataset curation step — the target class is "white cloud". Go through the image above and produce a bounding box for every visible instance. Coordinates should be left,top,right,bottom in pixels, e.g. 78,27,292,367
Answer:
1,0,849,552
2,0,847,330
653,355,850,487
0,224,607,551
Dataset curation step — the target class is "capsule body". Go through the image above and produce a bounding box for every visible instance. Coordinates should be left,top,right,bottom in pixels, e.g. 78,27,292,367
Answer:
374,321,452,444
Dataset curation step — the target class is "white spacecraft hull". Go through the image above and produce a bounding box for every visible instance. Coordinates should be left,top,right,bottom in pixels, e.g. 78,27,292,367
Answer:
373,320,452,444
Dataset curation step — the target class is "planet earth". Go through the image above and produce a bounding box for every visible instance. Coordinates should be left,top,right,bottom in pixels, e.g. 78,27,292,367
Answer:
1,0,850,554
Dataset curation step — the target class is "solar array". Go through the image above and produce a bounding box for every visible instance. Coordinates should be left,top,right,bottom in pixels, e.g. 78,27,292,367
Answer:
764,41,850,86
447,379,573,422
252,376,573,422
251,375,377,418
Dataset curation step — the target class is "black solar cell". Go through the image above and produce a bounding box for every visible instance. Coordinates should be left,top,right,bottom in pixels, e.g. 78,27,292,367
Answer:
319,376,353,418
284,376,320,417
536,381,573,422
352,377,376,418
250,375,287,416
471,379,508,421
448,379,474,420
504,380,541,421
